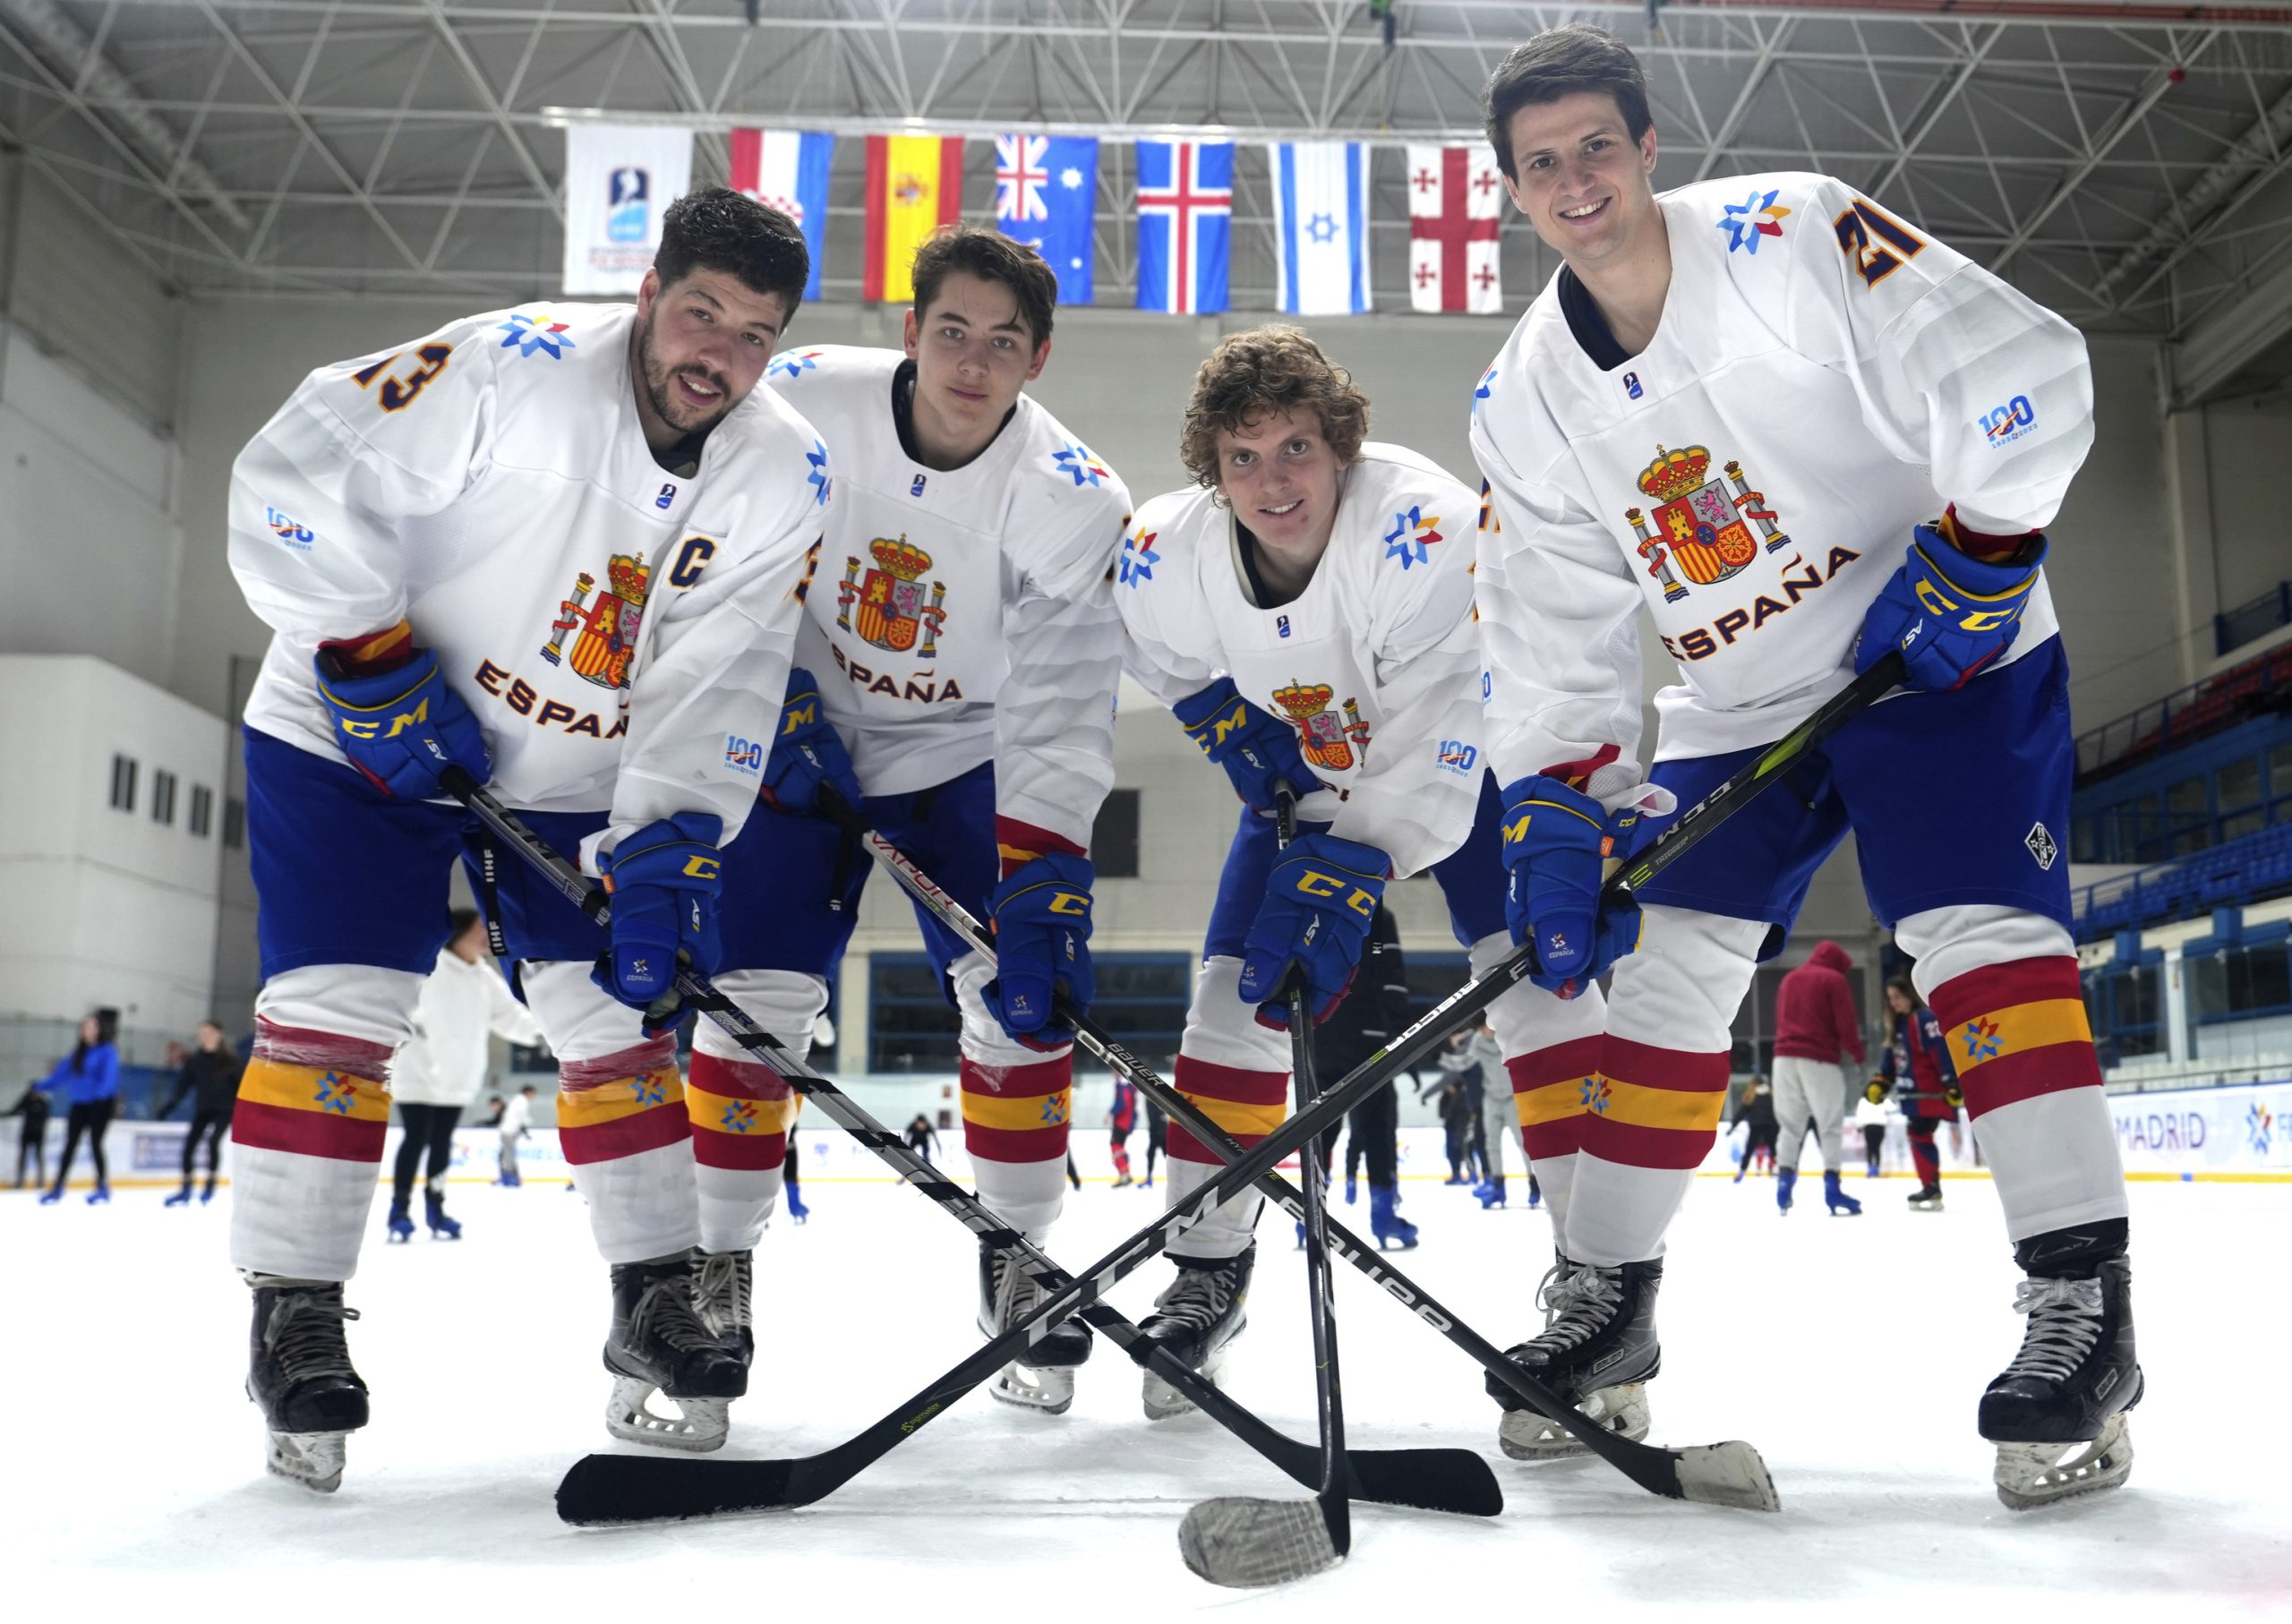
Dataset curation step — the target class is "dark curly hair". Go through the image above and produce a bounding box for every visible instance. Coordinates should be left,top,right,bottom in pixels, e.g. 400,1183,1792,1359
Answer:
1179,325,1371,495
1484,22,1653,182
911,226,1059,346
654,186,810,318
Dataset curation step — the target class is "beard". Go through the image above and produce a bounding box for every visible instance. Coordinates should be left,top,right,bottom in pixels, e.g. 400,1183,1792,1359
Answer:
635,311,735,437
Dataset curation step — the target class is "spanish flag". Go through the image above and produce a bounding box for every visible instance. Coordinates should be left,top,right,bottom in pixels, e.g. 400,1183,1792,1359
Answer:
864,134,965,303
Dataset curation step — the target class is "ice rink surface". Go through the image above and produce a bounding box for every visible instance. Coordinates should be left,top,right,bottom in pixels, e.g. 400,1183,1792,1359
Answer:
5,1162,2287,1621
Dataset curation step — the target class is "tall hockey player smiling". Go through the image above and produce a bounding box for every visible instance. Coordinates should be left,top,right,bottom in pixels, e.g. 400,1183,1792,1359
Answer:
1470,23,2137,1507
224,188,831,1489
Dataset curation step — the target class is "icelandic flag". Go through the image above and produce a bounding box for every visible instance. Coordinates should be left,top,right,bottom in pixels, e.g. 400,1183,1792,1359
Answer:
1270,142,1372,316
1135,140,1232,314
996,133,1097,304
729,129,833,301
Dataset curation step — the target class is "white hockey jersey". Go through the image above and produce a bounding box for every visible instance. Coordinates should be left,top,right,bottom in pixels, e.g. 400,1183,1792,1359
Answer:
1471,171,2091,794
1121,444,1483,877
234,302,831,850
765,346,1130,851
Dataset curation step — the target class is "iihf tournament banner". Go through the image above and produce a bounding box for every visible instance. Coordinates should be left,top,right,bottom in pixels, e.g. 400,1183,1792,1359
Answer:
996,132,1097,304
730,128,834,300
1406,143,1502,312
561,124,694,295
1270,141,1372,316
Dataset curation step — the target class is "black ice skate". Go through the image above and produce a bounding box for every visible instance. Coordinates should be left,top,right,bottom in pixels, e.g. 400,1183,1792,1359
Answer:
245,1276,369,1494
1980,1221,2142,1510
1908,1184,1945,1211
977,1237,1093,1415
1136,1246,1254,1422
1486,1255,1661,1459
693,1248,754,1371
603,1252,748,1453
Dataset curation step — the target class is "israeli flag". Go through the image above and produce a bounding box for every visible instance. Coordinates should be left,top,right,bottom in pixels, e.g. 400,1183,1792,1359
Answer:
1270,141,1372,315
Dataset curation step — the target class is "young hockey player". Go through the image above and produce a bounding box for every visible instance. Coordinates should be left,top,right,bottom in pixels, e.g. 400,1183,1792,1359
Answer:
225,188,829,1489
1877,974,1963,1209
697,228,1130,1416
1117,325,1605,1423
1470,24,2137,1507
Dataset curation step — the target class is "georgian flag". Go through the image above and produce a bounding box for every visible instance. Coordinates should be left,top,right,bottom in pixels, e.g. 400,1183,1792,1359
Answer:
1406,144,1502,313
1270,141,1371,316
996,133,1098,304
729,129,833,300
1134,140,1232,314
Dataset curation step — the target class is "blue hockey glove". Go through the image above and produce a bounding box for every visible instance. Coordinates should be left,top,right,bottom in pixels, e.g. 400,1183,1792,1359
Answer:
313,632,490,799
759,668,864,818
1238,833,1389,1029
1856,524,2048,693
986,852,1096,1050
1172,677,1321,815
1499,775,1646,999
591,813,724,1031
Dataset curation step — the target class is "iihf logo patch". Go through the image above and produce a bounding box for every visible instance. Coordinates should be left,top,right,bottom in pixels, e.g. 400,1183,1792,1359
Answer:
1623,372,1643,400
2024,822,2058,871
655,483,676,510
1277,614,1292,639
911,474,928,498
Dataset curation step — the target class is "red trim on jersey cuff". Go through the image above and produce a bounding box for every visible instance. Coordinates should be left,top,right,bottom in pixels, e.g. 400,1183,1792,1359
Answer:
1937,506,2043,565
1534,743,1621,793
318,620,418,678
995,816,1086,878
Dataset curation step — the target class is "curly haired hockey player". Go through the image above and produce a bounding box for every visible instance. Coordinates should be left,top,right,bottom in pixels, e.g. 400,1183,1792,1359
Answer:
695,228,1130,1416
1117,325,1612,1422
1470,24,2137,1509
226,190,830,1489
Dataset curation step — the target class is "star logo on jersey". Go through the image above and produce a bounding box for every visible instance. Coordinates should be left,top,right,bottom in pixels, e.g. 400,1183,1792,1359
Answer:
719,1100,759,1135
806,440,832,507
837,534,947,657
541,552,650,689
1052,441,1111,487
1039,1094,1069,1127
495,312,577,359
1716,188,1791,254
772,348,825,380
2246,1100,2273,1157
313,1073,357,1115
1625,445,1792,603
1270,680,1372,773
1381,505,1444,570
1578,1075,1612,1115
1960,1018,2003,1064
633,1077,667,1108
1118,527,1160,588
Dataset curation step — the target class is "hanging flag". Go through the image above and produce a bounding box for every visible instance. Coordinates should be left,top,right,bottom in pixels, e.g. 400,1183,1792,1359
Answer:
561,124,693,295
995,133,1097,305
730,129,834,301
1270,142,1372,316
864,134,965,303
1134,140,1233,314
1406,145,1503,313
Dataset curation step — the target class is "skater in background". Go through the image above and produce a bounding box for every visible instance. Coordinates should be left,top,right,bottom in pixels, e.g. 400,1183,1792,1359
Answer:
782,1094,809,1224
388,909,545,1242
903,1113,941,1166
159,1019,244,1206
1470,1020,1526,1209
37,1010,121,1206
9,1073,52,1190
1308,904,1415,1248
1855,1084,1891,1179
1732,1076,1778,1182
1107,1076,1137,1186
1142,1092,1167,1190
1877,975,1961,1210
495,1084,535,1187
1425,1030,1487,1185
1770,942,1864,1217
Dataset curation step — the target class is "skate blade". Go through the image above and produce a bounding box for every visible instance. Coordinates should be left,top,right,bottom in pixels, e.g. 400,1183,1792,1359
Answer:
266,1430,349,1494
1993,1413,2134,1510
1142,1339,1230,1423
1498,1382,1650,1460
988,1361,1075,1415
605,1375,730,1453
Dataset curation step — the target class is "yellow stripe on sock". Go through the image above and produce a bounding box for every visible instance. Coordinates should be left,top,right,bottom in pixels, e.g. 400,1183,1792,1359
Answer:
1951,998,2092,1073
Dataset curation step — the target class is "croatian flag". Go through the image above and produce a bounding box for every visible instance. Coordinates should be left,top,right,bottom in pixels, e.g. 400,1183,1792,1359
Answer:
1406,144,1502,313
1270,141,1372,316
1135,140,1232,314
729,129,833,301
996,133,1097,304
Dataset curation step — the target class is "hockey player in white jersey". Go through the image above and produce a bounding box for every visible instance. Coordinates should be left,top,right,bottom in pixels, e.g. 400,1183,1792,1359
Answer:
695,228,1130,1415
1469,25,2137,1506
225,190,831,1489
1118,326,1608,1421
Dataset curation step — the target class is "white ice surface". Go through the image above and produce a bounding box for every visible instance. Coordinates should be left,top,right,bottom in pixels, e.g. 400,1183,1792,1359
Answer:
4,1167,2287,1622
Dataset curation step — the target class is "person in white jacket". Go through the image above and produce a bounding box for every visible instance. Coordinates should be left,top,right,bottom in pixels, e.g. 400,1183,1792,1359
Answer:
386,910,545,1242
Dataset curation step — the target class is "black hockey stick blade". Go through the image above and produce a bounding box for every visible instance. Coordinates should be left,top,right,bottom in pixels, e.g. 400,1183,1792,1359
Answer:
1178,1497,1344,1589
556,1453,796,1526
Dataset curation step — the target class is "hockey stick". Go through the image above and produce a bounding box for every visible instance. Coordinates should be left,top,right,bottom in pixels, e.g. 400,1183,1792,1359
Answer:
834,654,1906,1516
1176,783,1352,1586
437,773,1501,1528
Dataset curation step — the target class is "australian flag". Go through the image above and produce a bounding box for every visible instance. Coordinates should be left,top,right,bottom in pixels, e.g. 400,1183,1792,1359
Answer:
996,133,1097,304
1135,140,1232,314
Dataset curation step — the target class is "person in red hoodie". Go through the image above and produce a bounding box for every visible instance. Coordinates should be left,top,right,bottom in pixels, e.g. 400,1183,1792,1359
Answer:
1771,941,1865,1216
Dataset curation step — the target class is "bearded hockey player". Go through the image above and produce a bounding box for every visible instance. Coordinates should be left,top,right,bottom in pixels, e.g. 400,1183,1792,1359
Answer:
226,189,830,1488
1117,326,1608,1422
1469,24,2136,1508
698,227,1130,1415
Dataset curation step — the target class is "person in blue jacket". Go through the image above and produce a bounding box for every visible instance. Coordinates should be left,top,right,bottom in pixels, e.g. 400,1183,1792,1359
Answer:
38,1010,122,1205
